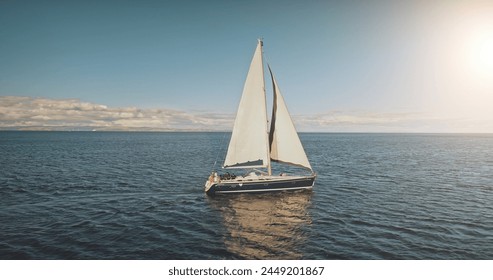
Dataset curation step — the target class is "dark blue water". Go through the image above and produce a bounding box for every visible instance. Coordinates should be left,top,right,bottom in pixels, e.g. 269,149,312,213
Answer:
1,132,492,259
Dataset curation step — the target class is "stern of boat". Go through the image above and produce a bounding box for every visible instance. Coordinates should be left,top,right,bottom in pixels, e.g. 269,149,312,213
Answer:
204,172,218,194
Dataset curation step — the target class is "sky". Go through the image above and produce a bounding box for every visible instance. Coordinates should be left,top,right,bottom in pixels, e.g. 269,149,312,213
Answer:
1,0,492,132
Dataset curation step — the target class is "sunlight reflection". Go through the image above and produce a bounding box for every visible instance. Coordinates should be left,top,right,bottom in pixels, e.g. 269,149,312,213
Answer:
207,191,313,259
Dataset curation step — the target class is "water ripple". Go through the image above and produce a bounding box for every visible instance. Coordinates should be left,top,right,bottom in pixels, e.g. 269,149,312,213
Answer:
1,132,492,259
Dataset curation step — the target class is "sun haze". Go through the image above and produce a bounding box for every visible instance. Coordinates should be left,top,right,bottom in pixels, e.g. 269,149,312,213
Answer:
1,0,492,132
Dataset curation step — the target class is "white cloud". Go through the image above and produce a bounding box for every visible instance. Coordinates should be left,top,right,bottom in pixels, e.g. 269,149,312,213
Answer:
1,96,491,132
0,96,233,131
294,110,493,133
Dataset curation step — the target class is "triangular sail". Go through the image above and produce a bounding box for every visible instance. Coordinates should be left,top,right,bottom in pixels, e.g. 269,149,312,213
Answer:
223,40,270,169
268,66,312,171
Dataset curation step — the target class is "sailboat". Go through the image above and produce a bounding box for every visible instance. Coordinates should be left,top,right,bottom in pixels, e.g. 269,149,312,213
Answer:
205,39,316,195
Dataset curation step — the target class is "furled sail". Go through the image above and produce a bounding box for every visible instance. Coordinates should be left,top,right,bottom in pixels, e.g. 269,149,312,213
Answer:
223,40,270,169
268,66,312,171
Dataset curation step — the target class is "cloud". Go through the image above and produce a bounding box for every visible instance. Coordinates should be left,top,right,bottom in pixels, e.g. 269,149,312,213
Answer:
0,96,233,131
1,96,491,132
293,111,426,132
293,110,493,133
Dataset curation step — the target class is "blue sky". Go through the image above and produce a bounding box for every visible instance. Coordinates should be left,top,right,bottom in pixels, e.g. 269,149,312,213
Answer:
1,0,492,132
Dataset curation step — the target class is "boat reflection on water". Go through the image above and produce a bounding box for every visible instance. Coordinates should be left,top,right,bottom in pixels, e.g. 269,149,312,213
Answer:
207,190,313,259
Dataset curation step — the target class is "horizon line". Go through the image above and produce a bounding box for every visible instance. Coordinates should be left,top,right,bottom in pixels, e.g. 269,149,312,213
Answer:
1,129,492,135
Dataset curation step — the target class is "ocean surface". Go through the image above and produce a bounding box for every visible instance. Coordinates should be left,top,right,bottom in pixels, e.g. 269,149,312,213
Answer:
0,132,492,259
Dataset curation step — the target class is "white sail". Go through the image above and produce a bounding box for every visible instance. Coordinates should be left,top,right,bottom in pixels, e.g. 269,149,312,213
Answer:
223,40,270,169
268,66,312,171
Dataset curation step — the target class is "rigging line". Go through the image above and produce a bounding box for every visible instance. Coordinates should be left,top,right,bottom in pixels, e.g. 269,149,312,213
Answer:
211,131,228,172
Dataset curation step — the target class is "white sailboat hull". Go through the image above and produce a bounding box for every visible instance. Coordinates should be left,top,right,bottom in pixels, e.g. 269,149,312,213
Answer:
205,174,316,195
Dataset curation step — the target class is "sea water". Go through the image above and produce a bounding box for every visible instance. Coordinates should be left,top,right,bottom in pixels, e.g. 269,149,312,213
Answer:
0,132,492,259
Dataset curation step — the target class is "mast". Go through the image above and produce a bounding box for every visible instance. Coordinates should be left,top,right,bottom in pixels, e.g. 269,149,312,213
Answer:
260,39,272,176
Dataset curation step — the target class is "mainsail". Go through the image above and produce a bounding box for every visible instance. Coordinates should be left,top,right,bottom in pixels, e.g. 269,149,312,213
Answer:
223,40,270,169
268,66,312,171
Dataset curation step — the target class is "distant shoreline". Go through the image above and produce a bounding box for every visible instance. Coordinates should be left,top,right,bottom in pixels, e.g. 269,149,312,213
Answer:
1,130,492,135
